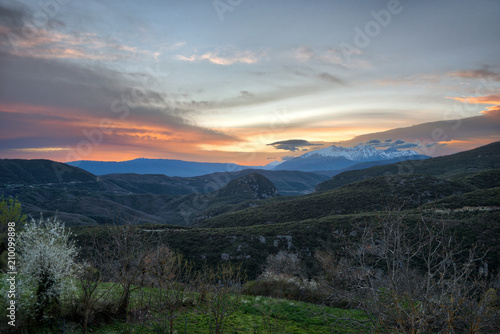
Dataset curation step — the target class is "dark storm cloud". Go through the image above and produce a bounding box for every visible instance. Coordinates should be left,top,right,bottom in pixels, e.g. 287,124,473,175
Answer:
267,139,322,152
0,4,24,29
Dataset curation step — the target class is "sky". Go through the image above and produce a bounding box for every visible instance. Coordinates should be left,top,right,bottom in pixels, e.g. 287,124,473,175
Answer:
1,0,499,166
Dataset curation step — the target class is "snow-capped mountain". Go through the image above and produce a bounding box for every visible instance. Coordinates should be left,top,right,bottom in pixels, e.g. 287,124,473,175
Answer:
273,144,427,172
262,160,284,170
301,145,419,160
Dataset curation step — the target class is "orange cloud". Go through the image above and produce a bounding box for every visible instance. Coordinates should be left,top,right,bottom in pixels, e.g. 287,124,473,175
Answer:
448,93,500,105
446,93,500,117
448,69,500,81
0,102,242,163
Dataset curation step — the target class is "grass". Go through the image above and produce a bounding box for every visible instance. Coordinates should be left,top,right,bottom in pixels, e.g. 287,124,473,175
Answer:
0,273,369,333
82,295,368,334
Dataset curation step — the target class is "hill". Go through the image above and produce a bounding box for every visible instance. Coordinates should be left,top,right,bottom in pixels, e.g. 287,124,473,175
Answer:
199,174,470,228
0,158,325,225
101,169,329,196
315,141,500,192
1,168,282,226
2,142,498,227
313,155,430,177
217,173,279,200
0,159,96,184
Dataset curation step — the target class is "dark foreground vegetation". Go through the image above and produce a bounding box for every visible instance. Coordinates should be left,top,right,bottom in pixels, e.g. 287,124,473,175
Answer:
2,198,500,333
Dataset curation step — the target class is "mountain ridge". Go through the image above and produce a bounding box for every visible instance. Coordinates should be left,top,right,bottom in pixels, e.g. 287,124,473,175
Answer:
273,144,428,172
67,158,269,177
315,141,500,192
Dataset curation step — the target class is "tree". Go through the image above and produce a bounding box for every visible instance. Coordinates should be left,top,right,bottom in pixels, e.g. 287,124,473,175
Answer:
201,262,244,334
262,250,304,279
98,223,156,319
76,232,118,334
0,196,27,271
318,207,500,333
145,246,194,334
17,216,78,322
76,263,108,334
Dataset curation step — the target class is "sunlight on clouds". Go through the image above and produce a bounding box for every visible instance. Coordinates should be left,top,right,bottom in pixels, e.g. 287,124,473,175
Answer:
3,27,156,61
447,93,500,105
177,48,261,65
13,147,69,152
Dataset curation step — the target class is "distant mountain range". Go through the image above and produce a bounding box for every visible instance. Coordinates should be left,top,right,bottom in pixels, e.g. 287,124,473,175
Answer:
66,158,266,177
67,145,428,177
272,144,428,172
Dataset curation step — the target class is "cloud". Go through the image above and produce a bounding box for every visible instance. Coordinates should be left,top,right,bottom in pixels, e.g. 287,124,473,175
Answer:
177,47,261,65
337,111,500,157
447,93,500,106
359,138,420,150
484,106,500,115
448,67,500,82
293,46,367,68
267,139,322,152
0,3,158,61
0,4,242,163
285,66,346,87
317,72,345,84
2,28,154,61
0,4,24,31
294,46,344,65
447,92,500,116
239,90,254,99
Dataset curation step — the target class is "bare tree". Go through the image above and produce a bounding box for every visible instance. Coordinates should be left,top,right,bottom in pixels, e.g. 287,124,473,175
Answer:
99,222,156,319
318,207,500,333
76,262,116,334
76,226,122,334
201,262,244,334
145,246,194,334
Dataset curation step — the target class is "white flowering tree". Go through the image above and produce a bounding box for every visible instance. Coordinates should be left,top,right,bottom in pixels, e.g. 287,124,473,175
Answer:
18,216,78,321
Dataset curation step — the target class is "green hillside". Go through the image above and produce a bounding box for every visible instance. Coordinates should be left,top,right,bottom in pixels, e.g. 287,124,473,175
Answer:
0,159,96,184
424,187,500,210
315,141,500,192
101,169,329,196
451,168,500,190
200,174,470,228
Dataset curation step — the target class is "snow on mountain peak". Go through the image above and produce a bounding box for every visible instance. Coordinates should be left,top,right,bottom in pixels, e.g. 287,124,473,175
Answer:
299,144,418,161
